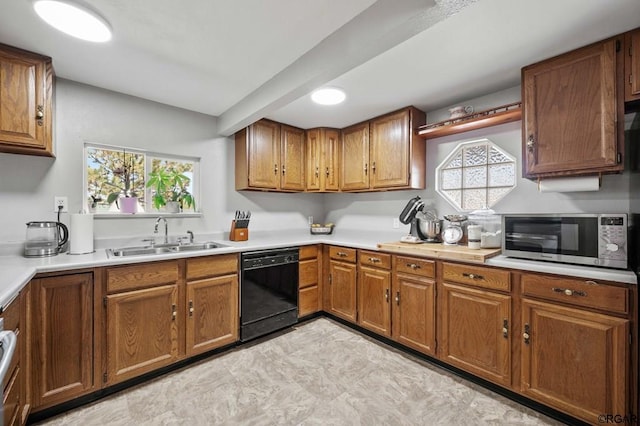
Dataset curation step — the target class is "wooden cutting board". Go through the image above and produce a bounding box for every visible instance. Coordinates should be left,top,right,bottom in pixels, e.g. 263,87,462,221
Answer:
377,241,501,263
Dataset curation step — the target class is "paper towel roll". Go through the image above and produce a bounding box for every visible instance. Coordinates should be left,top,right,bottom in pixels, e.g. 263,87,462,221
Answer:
538,176,600,193
69,213,94,254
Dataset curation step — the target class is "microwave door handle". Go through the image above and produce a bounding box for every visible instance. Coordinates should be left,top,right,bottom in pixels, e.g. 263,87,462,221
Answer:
0,330,17,381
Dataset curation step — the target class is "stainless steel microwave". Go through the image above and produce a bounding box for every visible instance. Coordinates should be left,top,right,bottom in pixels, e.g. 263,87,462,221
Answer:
502,214,628,269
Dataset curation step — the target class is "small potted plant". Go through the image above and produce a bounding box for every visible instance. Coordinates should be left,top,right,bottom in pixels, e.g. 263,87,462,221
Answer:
104,150,141,213
146,169,195,213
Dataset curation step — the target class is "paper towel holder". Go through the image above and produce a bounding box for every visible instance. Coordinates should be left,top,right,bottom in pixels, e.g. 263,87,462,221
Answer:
537,174,602,193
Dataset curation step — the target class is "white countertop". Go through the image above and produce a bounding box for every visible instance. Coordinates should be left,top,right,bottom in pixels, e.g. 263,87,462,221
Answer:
0,229,636,310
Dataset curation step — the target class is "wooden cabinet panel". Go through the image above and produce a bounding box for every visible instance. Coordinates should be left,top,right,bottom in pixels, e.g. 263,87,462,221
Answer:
106,285,179,385
1,296,21,425
299,285,320,317
370,109,411,189
305,128,321,191
280,124,305,190
248,120,280,190
358,250,391,270
31,273,94,409
299,245,321,317
625,28,640,102
106,261,179,293
442,262,510,292
392,272,435,356
299,258,319,288
299,245,318,260
521,299,628,424
357,266,391,337
186,275,238,357
394,256,435,278
521,274,628,314
186,254,237,281
306,128,340,192
440,283,512,387
340,122,370,191
327,260,357,322
522,37,623,177
329,246,356,262
4,367,19,426
0,43,53,157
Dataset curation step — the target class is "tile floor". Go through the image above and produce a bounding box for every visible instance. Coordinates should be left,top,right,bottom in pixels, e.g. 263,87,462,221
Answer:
36,318,565,425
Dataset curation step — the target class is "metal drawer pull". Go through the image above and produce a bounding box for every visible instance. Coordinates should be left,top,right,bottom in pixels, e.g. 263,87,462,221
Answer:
523,323,530,344
385,289,389,302
274,164,278,174
463,272,484,280
502,319,508,338
406,263,421,270
189,300,194,317
368,257,381,263
395,291,400,306
552,287,587,297
336,251,348,257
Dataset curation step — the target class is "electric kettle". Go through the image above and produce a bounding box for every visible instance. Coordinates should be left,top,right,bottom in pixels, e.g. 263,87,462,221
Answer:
24,221,69,257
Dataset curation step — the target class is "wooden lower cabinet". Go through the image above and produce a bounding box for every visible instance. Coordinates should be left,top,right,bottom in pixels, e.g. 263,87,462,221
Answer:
440,282,512,387
357,265,391,336
185,274,238,356
31,273,94,410
299,245,321,317
521,298,628,424
392,272,436,356
326,259,357,322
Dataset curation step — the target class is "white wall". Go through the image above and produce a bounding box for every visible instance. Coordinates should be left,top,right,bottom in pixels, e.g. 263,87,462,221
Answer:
0,79,324,244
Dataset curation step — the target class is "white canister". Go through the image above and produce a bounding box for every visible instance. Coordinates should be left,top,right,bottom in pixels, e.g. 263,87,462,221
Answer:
467,225,481,249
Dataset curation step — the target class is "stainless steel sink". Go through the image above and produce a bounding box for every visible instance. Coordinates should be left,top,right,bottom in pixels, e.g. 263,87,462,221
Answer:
107,241,227,257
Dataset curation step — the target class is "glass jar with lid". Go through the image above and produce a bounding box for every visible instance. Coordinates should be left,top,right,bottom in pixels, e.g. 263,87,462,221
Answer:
468,208,501,248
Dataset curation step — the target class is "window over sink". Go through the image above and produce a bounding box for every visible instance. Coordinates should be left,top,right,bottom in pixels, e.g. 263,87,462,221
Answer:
84,143,200,215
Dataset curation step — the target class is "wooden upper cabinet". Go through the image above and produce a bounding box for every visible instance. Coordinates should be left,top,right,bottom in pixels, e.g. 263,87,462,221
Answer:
521,299,628,424
522,37,624,178
280,124,305,191
340,121,370,191
370,107,425,189
235,119,304,191
0,43,54,157
625,28,640,102
306,128,340,192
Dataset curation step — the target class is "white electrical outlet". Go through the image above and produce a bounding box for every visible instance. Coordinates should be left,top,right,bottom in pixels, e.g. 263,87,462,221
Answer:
308,216,314,225
54,196,68,213
393,218,400,229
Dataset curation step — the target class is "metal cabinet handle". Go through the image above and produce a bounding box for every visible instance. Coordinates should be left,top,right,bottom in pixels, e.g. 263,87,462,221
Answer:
274,164,278,175
189,300,194,317
172,304,177,321
364,163,368,175
406,263,420,270
372,161,376,174
326,167,330,177
315,166,319,177
282,166,286,175
36,105,44,126
368,257,381,263
502,319,508,338
523,323,530,344
337,251,348,257
385,288,389,302
526,135,535,152
395,291,400,306
463,272,484,280
552,287,587,297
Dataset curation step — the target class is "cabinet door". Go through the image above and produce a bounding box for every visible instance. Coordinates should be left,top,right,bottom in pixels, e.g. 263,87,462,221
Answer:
31,273,94,409
186,274,238,357
522,38,622,177
392,273,436,356
440,283,511,387
328,260,357,322
280,124,305,191
626,29,640,102
357,266,391,337
370,109,410,189
305,128,321,191
340,122,370,191
322,129,340,191
247,120,280,189
106,285,179,385
0,44,53,156
521,299,628,424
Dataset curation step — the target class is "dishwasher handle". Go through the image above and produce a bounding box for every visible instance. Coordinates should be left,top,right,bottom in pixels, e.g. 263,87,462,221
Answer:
0,330,17,382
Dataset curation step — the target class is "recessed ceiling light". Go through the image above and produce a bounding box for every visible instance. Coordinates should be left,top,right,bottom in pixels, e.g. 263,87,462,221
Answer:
311,87,346,105
33,0,112,43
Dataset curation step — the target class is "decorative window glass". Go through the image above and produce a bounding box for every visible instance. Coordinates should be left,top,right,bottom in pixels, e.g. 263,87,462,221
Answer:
435,138,516,211
84,143,200,215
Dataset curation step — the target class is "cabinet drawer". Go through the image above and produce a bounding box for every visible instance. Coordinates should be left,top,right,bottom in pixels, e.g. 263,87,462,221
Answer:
299,245,318,260
442,262,510,292
329,246,356,262
521,274,628,314
107,261,179,293
358,251,391,269
299,258,318,288
186,254,238,280
394,256,435,278
299,285,319,317
3,366,19,426
1,299,19,332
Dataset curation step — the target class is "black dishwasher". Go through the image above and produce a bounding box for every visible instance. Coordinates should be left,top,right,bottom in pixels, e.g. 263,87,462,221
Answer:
240,247,299,342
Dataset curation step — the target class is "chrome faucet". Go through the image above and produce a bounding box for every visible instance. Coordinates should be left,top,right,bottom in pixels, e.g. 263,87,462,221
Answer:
154,217,169,244
187,230,194,244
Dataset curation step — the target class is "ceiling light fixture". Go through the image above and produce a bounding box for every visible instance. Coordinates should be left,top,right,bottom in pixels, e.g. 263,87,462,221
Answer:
33,0,112,43
311,87,346,105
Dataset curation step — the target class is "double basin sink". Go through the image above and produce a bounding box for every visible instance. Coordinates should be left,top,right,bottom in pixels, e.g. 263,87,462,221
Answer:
107,241,227,258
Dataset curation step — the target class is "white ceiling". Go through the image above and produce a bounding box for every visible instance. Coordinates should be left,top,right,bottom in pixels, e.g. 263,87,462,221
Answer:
1,0,639,136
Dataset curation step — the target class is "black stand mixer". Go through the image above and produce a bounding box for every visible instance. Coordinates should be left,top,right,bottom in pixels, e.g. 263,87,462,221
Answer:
398,196,441,243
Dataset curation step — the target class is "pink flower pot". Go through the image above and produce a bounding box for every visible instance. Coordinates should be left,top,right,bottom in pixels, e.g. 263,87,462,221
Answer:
119,197,138,214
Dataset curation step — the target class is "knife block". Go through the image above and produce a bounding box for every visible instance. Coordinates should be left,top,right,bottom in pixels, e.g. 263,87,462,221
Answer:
229,220,248,241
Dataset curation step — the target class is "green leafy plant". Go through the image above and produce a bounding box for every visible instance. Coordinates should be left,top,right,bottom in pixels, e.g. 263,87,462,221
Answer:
146,169,195,211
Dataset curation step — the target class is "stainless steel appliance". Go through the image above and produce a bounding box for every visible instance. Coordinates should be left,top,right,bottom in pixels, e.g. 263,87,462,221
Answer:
24,221,69,257
0,318,17,426
503,214,628,269
398,196,441,243
240,247,299,342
